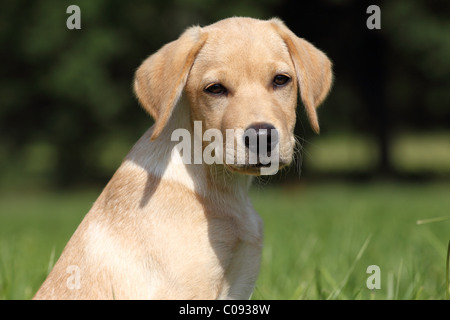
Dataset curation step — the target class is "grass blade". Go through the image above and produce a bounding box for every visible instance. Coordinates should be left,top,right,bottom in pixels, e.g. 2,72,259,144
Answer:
446,240,450,300
46,247,56,276
416,216,450,225
327,234,372,300
395,258,403,299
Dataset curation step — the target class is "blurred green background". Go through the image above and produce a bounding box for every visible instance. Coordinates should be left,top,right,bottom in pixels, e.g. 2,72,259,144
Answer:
0,0,449,299
1,0,449,188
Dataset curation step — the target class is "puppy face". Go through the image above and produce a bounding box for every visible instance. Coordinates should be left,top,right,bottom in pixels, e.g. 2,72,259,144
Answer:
134,17,333,176
184,19,298,175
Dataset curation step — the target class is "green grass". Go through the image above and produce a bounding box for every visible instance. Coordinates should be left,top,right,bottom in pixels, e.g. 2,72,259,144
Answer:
251,182,450,299
0,183,449,300
0,191,96,299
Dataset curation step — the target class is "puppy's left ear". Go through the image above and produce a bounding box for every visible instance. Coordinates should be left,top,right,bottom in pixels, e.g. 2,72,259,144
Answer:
271,18,333,134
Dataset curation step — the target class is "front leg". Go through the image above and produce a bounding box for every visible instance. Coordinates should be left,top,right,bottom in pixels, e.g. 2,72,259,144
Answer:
219,240,263,299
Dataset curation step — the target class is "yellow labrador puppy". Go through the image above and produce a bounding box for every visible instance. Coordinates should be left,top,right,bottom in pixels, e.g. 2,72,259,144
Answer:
34,17,332,300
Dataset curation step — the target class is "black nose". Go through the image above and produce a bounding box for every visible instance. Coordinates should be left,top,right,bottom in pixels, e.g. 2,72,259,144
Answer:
244,122,278,155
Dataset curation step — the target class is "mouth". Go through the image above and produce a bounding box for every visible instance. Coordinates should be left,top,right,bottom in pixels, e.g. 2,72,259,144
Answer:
225,161,288,176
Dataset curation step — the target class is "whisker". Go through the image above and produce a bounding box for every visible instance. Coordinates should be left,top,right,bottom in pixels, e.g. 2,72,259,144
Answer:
293,134,304,177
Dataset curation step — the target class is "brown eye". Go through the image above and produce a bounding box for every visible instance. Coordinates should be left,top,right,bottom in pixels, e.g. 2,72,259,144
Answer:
204,83,227,95
273,74,291,87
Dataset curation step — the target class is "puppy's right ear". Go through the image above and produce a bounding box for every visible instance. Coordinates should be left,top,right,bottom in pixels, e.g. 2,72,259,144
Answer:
134,26,207,141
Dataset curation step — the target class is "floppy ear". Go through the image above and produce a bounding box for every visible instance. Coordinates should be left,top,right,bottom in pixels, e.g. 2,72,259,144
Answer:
271,18,333,134
134,26,208,141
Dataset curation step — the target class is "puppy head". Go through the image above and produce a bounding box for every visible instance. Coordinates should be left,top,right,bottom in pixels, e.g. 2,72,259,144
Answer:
134,17,333,175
